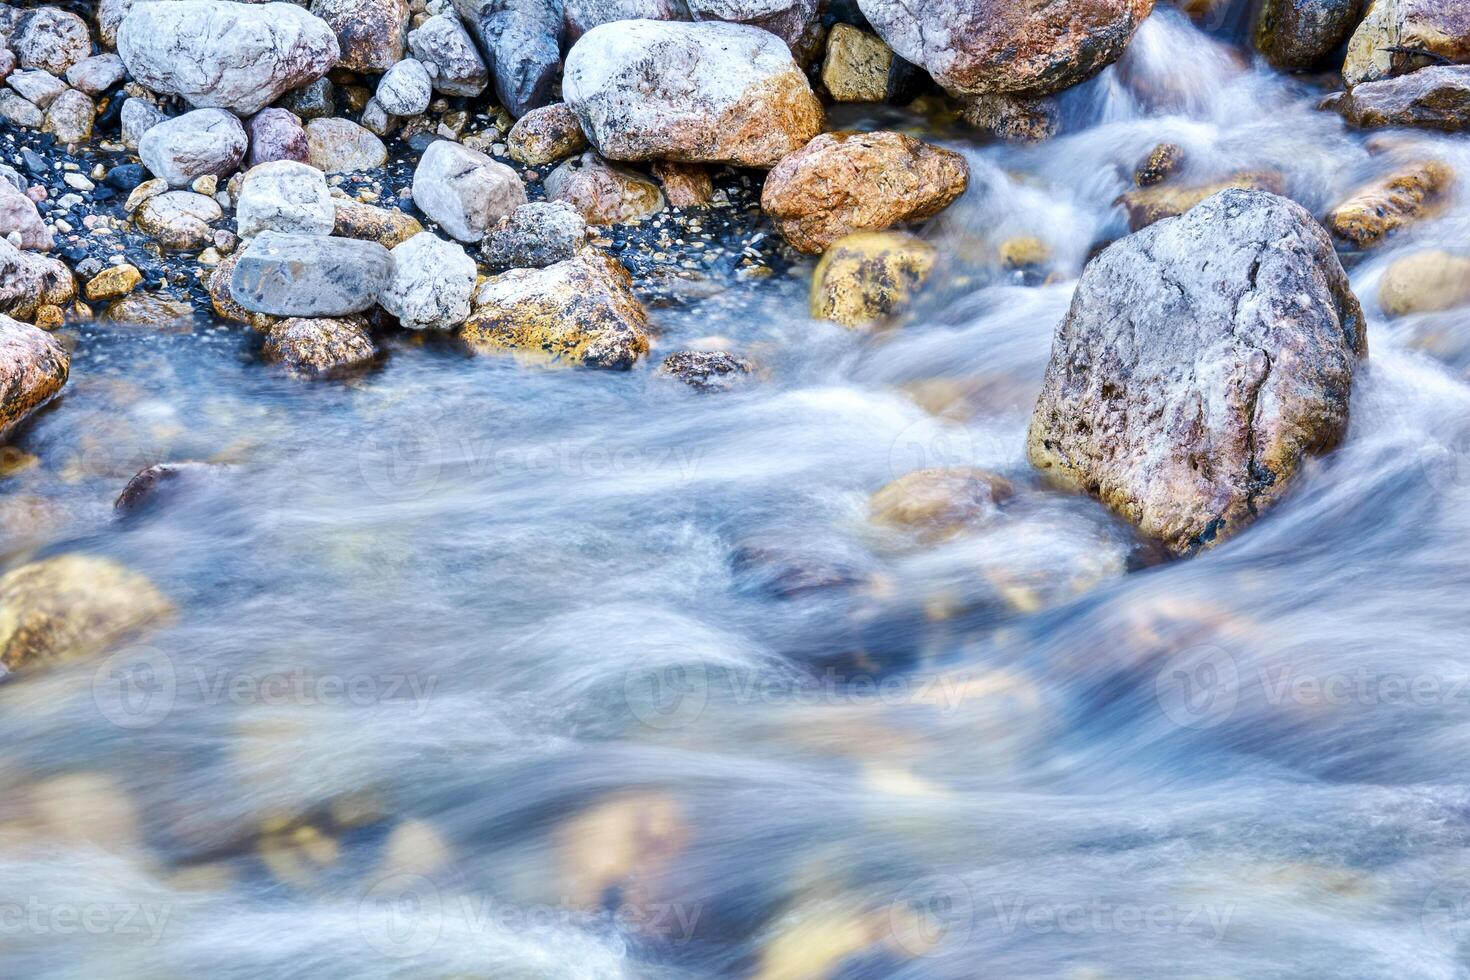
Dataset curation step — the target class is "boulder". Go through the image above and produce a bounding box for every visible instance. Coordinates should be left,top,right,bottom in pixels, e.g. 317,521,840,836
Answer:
658,349,753,391
135,191,223,250
960,92,1060,141
8,69,67,108
1254,0,1364,70
544,151,666,224
1325,159,1453,248
760,131,969,253
376,58,433,116
380,232,477,329
0,314,68,440
482,200,588,272
11,7,90,76
310,0,409,73
280,77,336,121
98,0,139,49
1324,65,1470,130
821,23,897,103
1115,171,1284,231
65,54,127,95
684,0,820,57
332,199,424,248
452,0,564,117
652,160,713,206
1377,249,1470,316
231,231,394,316
138,108,250,188
507,102,589,165
1343,0,1470,87
236,160,336,239
809,230,935,327
117,0,340,116
562,19,824,168
411,139,527,242
263,316,380,378
406,14,490,97
565,0,689,40
0,239,74,320
85,263,144,301
854,0,1154,97
247,108,310,167
869,467,1013,541
460,252,650,368
305,118,388,173
43,88,93,143
1027,190,1366,555
0,177,52,250
0,555,174,674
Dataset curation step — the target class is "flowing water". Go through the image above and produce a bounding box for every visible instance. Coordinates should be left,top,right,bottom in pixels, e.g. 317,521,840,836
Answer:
5,8,1470,979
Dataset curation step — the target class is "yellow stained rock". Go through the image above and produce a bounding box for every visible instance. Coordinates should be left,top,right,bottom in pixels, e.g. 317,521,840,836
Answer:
1327,160,1454,248
555,790,689,912
998,235,1051,269
869,466,1014,541
810,231,936,328
821,23,894,103
332,198,424,249
1378,249,1470,316
1115,171,1284,230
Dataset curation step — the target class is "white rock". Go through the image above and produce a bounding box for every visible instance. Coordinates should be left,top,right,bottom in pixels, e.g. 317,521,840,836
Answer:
235,161,336,239
11,7,91,76
406,14,489,96
380,232,477,329
376,58,433,116
65,54,127,96
6,69,66,109
138,108,250,188
411,139,527,242
121,97,166,150
117,1,341,116
230,231,395,316
684,0,819,53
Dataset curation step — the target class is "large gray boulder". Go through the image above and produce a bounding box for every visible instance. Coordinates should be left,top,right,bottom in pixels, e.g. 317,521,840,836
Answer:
411,139,527,242
117,1,340,116
137,108,249,188
854,0,1153,97
452,0,564,117
230,232,394,316
235,161,336,239
562,19,823,168
406,14,490,97
0,313,68,441
1027,190,1365,555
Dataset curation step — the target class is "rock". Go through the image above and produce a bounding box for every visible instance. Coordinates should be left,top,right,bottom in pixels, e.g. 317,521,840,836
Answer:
452,0,564,117
482,200,587,272
85,264,143,301
0,178,52,250
760,131,969,254
1254,0,1364,70
1325,159,1453,248
236,160,336,239
103,292,198,331
310,0,409,73
208,251,278,330
562,20,824,168
279,77,336,121
120,97,165,150
98,0,139,49
869,467,1014,541
855,0,1154,97
359,98,396,137
1378,249,1470,316
684,0,820,55
998,235,1052,270
1115,171,1284,231
544,151,665,224
124,177,168,214
460,252,650,368
652,160,713,207
262,315,380,378
332,198,424,247
507,102,588,165
231,231,394,316
1343,0,1470,87
65,54,127,95
376,57,432,116
0,555,173,675
305,118,388,173
1134,142,1184,186
43,88,93,143
960,92,1060,142
821,23,898,103
659,349,753,391
117,0,341,116
809,230,935,327
0,314,67,441
0,90,43,128
411,138,527,242
11,7,90,76
136,191,223,250
1027,189,1365,555
1324,65,1470,130
138,108,250,188
7,68,67,108
406,14,489,97
0,239,74,320
247,108,310,167
114,461,228,517
565,0,689,40
380,232,477,329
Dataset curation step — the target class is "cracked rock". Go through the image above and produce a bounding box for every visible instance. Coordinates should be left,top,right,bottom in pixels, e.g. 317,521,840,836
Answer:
380,232,477,330
411,138,527,242
231,231,394,317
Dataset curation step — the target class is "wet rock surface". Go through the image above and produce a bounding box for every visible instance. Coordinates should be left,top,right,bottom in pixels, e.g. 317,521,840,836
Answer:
1254,0,1364,70
1325,65,1470,130
0,313,69,440
262,314,381,378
